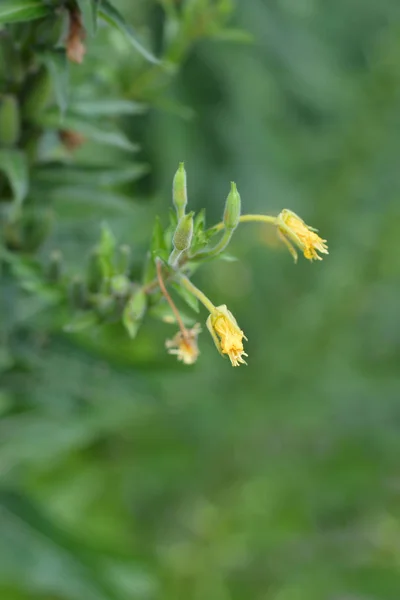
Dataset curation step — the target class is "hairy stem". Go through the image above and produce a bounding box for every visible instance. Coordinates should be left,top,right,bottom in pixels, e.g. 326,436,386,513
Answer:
156,259,188,338
177,274,216,314
213,214,277,233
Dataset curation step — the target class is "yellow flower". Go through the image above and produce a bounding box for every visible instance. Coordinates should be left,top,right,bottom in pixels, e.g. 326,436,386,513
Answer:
276,209,328,262
206,305,247,367
166,324,201,365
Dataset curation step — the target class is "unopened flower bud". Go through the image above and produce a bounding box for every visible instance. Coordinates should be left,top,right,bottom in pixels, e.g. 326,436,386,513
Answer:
172,162,187,219
173,212,194,252
110,274,130,297
223,182,241,231
22,67,52,119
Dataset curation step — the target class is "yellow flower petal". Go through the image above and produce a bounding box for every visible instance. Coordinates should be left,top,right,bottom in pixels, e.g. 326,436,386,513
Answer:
277,209,328,262
207,305,247,367
166,324,201,365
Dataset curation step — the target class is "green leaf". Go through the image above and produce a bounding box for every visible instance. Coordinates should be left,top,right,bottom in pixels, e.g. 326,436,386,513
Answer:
36,111,139,152
149,301,196,326
194,208,206,234
41,50,69,115
0,488,120,600
63,312,98,333
99,0,160,65
141,251,156,285
210,28,254,44
151,216,168,258
0,0,50,23
171,281,200,313
34,163,149,188
123,288,147,338
76,0,99,36
98,223,116,279
71,98,147,117
0,149,28,209
47,187,133,219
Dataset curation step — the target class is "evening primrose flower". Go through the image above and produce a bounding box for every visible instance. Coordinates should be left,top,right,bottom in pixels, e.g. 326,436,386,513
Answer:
166,324,201,365
276,209,328,262
206,305,247,367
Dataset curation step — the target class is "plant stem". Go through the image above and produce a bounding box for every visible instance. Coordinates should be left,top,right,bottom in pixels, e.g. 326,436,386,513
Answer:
156,259,188,338
177,274,216,314
213,214,277,233
189,227,234,260
168,247,182,267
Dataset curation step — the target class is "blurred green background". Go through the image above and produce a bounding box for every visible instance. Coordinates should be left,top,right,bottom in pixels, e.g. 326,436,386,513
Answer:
1,0,400,599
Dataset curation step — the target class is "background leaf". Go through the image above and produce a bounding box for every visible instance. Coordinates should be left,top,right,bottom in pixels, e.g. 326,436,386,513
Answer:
99,0,160,65
0,149,28,209
0,0,50,23
42,50,69,116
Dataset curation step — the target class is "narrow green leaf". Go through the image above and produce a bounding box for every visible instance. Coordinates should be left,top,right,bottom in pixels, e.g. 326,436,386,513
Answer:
194,208,206,234
0,488,120,600
98,223,116,279
0,0,50,23
76,0,99,36
42,50,69,115
0,149,28,209
151,216,167,256
34,163,149,187
123,288,147,338
210,28,254,44
171,281,200,313
142,251,156,285
71,98,147,117
149,301,196,326
99,0,160,65
64,312,97,333
47,187,132,218
36,111,139,152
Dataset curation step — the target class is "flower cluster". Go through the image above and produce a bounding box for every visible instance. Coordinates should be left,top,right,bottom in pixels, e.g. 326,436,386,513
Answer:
149,165,328,368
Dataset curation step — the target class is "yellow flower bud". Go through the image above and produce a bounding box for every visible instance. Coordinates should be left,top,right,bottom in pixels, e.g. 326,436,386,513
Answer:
206,305,247,367
166,324,201,365
172,162,188,219
223,182,241,231
276,209,328,262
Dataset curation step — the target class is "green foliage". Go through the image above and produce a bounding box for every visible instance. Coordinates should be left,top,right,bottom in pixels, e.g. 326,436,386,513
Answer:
1,1,400,599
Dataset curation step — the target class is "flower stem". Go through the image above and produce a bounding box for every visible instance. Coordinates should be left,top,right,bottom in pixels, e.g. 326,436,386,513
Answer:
190,227,234,260
156,259,188,339
177,274,216,314
213,214,277,233
168,247,182,267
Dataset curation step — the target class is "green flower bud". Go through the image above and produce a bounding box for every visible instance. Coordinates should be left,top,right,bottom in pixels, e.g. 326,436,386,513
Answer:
0,95,20,146
172,162,187,219
223,182,241,231
173,212,194,252
110,274,131,297
22,67,52,119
